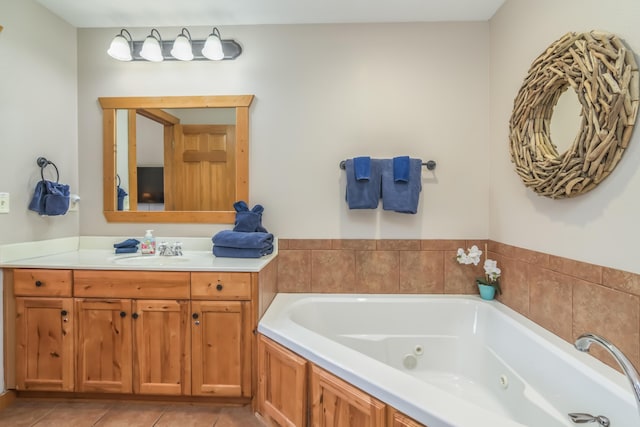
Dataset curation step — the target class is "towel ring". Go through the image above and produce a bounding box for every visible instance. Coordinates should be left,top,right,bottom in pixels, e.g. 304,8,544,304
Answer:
339,159,437,171
37,157,59,183
117,174,121,188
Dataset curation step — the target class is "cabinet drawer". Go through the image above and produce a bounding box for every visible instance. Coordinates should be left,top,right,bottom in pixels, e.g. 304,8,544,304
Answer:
74,270,190,299
14,269,72,297
191,272,251,300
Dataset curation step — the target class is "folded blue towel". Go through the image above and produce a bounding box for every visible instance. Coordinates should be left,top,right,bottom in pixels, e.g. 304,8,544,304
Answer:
381,158,422,214
233,201,268,233
212,230,274,249
353,156,371,181
345,158,381,209
115,246,138,254
213,245,274,258
113,238,140,248
393,156,410,182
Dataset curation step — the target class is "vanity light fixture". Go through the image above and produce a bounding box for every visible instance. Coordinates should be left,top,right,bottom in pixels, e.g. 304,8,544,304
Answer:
202,27,224,60
140,29,164,62
170,28,193,61
107,27,242,62
107,29,133,61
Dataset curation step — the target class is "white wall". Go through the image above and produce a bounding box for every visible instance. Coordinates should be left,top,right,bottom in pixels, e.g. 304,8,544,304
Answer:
489,0,640,274
0,0,78,244
77,23,491,240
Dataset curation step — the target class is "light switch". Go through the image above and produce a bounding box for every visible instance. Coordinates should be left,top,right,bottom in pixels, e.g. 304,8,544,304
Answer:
0,192,9,213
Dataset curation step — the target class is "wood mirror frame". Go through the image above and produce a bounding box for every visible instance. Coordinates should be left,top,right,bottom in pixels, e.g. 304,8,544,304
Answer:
100,95,254,223
509,31,639,199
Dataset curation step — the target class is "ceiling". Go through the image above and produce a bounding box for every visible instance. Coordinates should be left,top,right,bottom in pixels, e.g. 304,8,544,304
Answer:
36,0,506,28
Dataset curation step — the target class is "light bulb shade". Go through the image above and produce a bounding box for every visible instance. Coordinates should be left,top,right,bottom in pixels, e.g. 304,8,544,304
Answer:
107,31,132,61
140,31,164,62
202,30,224,60
171,34,193,61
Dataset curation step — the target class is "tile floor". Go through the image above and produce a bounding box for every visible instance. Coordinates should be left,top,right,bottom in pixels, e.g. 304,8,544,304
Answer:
0,399,266,427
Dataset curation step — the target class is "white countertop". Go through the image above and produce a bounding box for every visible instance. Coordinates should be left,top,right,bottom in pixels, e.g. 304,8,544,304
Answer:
0,236,277,272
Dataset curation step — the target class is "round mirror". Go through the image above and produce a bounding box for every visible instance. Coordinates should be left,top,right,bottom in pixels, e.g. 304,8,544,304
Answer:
549,88,582,154
509,31,639,199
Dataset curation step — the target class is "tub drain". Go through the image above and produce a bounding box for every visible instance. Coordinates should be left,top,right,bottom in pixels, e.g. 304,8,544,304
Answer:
403,354,418,370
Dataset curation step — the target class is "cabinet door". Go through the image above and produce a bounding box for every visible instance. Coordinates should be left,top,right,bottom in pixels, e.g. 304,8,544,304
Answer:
76,299,133,393
388,408,427,427
133,299,191,395
310,365,385,427
191,300,251,397
258,335,308,427
15,297,74,391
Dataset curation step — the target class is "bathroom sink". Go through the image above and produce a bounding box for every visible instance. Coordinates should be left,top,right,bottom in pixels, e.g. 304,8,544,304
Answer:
111,255,191,266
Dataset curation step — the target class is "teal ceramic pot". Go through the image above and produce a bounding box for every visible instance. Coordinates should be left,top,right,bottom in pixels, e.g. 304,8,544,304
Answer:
477,283,496,300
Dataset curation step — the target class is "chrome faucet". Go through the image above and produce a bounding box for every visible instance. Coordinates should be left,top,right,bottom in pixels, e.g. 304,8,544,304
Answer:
158,241,183,256
573,333,640,420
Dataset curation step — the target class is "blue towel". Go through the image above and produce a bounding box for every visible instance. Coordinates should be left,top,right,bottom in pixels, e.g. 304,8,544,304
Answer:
113,238,140,248
233,201,268,233
213,245,274,258
29,180,70,216
345,158,381,209
353,156,371,181
117,187,127,211
212,230,274,249
393,156,410,182
42,181,70,216
381,158,422,214
115,246,138,254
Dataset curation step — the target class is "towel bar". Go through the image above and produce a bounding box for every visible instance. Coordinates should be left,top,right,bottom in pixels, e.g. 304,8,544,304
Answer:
339,159,436,171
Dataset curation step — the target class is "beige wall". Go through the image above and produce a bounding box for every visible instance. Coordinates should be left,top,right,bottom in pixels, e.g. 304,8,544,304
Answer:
489,0,640,274
0,0,78,245
77,23,491,240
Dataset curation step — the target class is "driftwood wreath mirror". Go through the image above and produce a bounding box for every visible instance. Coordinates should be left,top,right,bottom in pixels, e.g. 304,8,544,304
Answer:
509,31,639,198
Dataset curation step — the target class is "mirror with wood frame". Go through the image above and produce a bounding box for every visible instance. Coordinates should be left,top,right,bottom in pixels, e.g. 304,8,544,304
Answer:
100,95,254,223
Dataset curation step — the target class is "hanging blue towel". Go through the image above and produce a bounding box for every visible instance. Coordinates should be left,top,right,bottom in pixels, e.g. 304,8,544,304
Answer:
213,245,274,258
381,158,422,214
212,230,274,249
393,156,410,182
345,158,381,209
353,156,371,181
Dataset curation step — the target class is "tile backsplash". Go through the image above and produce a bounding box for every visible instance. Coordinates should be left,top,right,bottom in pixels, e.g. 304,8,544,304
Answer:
276,239,640,372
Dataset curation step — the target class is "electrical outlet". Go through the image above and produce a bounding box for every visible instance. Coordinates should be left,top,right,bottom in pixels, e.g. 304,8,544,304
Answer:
0,192,9,213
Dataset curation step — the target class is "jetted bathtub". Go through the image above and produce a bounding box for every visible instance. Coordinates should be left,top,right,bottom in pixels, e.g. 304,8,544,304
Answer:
257,294,637,427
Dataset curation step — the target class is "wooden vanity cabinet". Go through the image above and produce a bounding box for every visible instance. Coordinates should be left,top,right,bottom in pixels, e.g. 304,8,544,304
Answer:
11,267,258,401
14,269,74,392
387,409,425,427
73,270,191,395
191,272,252,398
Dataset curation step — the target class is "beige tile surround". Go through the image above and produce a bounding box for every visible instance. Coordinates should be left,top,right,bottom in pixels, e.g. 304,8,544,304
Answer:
276,239,640,371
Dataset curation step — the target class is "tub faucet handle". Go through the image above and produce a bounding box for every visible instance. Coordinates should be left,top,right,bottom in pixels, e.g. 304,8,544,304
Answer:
568,413,610,426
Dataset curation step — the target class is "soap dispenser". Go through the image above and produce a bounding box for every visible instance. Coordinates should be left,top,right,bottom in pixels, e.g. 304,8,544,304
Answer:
141,229,156,255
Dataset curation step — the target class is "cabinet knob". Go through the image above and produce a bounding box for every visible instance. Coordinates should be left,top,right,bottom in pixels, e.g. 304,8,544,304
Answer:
132,313,139,319
61,310,68,316
120,311,126,318
35,280,43,287
216,283,223,291
192,313,199,319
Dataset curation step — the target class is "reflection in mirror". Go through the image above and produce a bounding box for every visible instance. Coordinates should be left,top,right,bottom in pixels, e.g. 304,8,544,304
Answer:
100,95,254,224
549,88,583,154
